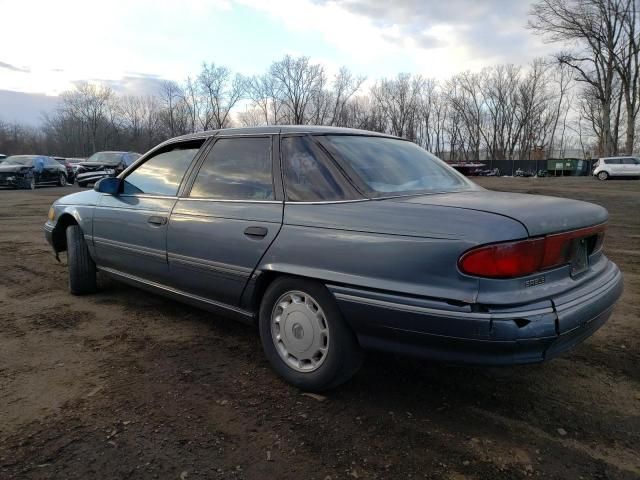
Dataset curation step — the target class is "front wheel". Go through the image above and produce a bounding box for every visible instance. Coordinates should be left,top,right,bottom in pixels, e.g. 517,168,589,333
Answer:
259,277,363,391
597,171,609,181
22,175,35,190
66,225,97,295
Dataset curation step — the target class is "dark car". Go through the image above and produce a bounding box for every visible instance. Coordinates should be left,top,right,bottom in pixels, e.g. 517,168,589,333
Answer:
54,157,75,184
75,151,140,187
1,155,68,189
0,154,6,162
44,126,623,391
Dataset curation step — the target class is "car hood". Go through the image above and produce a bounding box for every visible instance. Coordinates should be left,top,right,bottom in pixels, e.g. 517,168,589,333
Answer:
78,162,119,169
391,190,608,236
54,189,101,206
0,164,30,173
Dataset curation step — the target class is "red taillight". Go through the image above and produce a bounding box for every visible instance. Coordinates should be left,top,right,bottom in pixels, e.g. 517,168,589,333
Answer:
459,224,606,279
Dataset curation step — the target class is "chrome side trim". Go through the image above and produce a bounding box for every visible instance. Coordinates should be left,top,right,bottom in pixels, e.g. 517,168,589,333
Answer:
94,205,173,214
333,292,554,320
284,199,370,205
99,266,253,318
93,236,166,260
116,194,179,200
168,252,252,277
177,198,282,204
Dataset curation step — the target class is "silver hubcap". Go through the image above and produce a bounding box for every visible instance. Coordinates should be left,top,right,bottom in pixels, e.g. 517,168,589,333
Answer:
271,291,329,372
60,175,66,185
598,172,607,180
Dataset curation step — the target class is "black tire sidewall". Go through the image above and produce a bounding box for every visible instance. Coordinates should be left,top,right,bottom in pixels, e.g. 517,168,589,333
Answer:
259,277,361,391
598,171,609,180
66,225,97,294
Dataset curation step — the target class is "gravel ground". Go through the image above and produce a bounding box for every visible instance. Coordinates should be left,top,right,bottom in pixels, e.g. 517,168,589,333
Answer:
0,177,638,480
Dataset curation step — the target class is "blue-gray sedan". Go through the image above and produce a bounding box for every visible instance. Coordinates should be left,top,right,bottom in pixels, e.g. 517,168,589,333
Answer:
44,126,623,391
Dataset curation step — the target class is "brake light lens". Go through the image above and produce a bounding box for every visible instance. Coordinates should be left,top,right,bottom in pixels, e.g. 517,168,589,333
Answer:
459,224,606,279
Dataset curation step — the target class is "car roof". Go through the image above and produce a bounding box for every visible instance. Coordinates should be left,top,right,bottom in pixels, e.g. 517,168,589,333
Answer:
170,125,400,143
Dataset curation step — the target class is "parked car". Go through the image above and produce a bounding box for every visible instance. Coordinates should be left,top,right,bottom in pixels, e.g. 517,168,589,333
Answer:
54,157,75,184
1,155,68,189
75,151,140,187
0,154,7,162
593,156,640,180
44,126,623,391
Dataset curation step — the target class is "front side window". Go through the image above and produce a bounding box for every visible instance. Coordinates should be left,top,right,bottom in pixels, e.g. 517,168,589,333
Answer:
189,137,273,200
320,135,472,197
123,145,200,196
282,136,356,202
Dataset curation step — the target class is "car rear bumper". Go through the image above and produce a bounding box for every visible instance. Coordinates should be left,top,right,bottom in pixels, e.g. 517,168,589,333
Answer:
328,262,623,365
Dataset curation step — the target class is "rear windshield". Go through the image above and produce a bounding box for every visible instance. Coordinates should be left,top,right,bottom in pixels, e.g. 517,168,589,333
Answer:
321,135,472,197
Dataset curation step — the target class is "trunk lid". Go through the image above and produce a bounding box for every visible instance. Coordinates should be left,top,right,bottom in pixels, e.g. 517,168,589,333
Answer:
393,190,608,236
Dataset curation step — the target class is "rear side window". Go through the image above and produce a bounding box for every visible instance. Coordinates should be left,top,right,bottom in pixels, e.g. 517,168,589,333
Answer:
320,135,470,197
123,145,200,196
189,137,273,200
622,158,638,165
282,136,356,202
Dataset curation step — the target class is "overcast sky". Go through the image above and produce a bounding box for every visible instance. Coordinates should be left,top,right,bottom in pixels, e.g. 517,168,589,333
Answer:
0,0,549,125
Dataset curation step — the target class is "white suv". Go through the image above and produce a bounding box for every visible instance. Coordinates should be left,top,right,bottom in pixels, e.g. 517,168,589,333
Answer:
593,156,640,180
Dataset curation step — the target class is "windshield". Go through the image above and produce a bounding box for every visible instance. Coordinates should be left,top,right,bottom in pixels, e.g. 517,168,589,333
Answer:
86,152,127,165
3,155,35,166
321,135,473,197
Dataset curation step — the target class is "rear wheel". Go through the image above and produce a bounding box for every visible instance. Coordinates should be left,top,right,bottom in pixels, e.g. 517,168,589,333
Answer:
66,225,97,295
58,173,67,186
23,175,35,190
259,277,363,391
597,171,609,181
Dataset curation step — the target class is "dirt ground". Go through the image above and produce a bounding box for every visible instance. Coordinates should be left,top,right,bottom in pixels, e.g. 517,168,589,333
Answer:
0,177,638,480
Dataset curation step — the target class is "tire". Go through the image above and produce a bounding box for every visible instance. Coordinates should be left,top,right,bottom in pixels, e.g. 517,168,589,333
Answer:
259,277,363,391
23,175,35,190
58,173,67,186
597,171,609,181
66,225,97,295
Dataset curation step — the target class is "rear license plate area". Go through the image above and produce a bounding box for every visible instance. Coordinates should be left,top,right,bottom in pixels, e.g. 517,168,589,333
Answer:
570,238,589,276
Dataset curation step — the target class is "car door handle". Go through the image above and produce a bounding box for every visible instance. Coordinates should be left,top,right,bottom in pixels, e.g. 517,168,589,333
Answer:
148,216,167,226
244,226,268,238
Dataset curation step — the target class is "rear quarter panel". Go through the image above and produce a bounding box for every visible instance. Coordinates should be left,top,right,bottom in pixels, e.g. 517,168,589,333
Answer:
257,200,529,304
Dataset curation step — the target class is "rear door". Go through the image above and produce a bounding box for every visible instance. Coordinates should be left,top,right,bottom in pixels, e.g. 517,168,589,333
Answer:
167,135,283,307
622,157,640,176
92,140,204,284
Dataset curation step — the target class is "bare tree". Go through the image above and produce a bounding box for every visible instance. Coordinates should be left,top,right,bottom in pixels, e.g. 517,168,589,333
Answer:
269,55,326,124
529,0,631,156
197,63,245,130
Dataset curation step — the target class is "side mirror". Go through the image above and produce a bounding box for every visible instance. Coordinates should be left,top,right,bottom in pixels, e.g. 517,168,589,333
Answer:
94,177,122,194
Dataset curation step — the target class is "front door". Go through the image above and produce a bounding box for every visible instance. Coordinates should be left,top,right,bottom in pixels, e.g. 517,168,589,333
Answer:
167,135,283,307
92,142,204,284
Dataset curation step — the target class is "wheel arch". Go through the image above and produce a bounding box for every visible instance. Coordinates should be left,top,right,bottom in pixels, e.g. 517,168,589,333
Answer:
243,268,340,323
51,213,79,253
